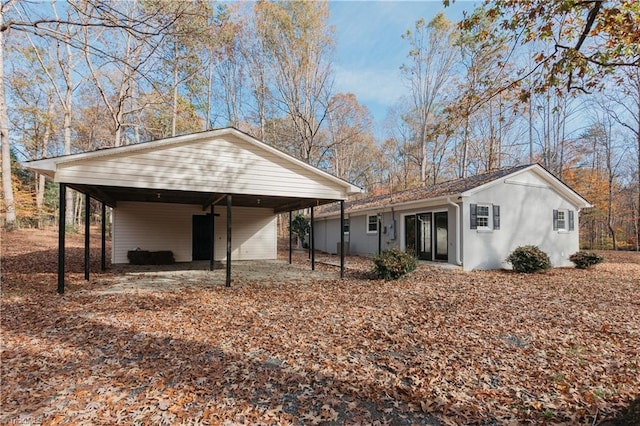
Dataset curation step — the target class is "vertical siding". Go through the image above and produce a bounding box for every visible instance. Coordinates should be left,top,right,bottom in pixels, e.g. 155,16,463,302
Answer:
112,202,276,263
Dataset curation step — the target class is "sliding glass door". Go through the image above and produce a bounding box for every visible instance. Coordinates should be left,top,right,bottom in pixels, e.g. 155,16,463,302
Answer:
404,211,448,261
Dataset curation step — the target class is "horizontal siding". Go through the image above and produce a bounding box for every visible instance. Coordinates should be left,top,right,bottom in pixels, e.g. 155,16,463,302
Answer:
113,202,196,263
211,206,277,260
57,136,344,199
113,202,276,264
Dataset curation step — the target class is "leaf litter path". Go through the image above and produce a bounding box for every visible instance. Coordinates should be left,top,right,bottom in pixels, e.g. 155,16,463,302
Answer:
1,229,640,424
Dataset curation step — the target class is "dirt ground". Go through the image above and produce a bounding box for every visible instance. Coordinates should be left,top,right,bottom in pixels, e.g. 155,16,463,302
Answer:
1,228,639,425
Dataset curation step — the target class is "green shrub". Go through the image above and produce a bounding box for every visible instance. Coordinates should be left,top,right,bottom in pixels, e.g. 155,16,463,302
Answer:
506,245,551,273
373,248,417,280
569,251,604,269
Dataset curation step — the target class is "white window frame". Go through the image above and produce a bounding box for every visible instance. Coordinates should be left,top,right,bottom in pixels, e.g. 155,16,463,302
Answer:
557,209,568,231
343,218,350,235
476,204,492,230
366,214,379,234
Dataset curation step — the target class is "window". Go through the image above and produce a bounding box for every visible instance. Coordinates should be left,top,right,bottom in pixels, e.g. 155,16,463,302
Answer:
367,214,379,233
476,205,490,228
557,210,566,230
343,218,350,234
553,209,574,232
470,203,500,230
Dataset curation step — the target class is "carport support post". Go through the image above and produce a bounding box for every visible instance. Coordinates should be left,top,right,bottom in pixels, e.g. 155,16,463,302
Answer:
288,210,292,264
378,213,382,256
101,203,106,271
84,193,90,281
310,206,315,271
210,204,215,271
57,183,66,294
226,195,232,287
340,200,345,278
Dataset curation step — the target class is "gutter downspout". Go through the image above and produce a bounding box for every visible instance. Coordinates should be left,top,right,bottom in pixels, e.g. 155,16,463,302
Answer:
447,197,462,266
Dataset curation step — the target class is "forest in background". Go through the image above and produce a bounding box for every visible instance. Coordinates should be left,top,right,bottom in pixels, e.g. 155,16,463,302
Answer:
1,0,638,250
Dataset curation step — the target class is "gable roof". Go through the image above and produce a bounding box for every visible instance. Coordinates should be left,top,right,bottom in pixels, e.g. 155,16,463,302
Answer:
25,127,363,211
316,163,591,217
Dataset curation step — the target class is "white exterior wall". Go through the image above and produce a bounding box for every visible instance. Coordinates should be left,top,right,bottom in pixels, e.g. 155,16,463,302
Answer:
112,202,276,263
56,134,344,199
462,171,580,271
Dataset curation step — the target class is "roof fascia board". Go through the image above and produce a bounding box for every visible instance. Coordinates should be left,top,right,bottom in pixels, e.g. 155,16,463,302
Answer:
316,194,462,219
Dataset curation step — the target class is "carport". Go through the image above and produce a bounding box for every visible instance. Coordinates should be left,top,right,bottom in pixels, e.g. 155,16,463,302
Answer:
25,128,362,293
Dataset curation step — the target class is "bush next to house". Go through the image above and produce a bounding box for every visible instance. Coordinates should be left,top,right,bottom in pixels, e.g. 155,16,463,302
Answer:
506,245,551,273
569,251,604,269
373,248,417,280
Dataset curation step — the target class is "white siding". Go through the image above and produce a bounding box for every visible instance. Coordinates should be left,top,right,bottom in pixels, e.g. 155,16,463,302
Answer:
57,135,344,199
211,205,277,261
462,170,580,271
112,202,276,263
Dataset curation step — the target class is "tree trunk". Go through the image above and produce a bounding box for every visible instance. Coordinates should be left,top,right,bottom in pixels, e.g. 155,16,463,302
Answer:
63,41,74,227
636,129,640,251
36,98,52,228
0,7,16,228
171,41,179,137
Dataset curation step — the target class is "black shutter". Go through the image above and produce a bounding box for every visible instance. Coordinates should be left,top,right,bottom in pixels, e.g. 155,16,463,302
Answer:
553,209,558,231
493,205,500,230
568,210,575,231
470,204,477,229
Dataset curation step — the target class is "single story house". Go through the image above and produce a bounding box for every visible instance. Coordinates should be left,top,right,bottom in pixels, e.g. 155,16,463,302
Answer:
25,127,362,291
313,164,592,271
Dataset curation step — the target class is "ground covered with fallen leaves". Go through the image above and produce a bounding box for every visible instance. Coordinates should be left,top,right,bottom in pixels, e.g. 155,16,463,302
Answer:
1,229,639,425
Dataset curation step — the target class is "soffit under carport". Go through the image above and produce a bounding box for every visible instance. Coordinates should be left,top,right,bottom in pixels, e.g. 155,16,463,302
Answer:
69,183,340,213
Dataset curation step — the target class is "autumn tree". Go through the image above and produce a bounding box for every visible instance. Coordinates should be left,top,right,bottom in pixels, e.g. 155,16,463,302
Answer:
604,67,640,250
401,13,458,185
448,7,509,177
453,0,640,98
253,1,334,165
1,0,191,228
6,45,59,227
324,93,378,190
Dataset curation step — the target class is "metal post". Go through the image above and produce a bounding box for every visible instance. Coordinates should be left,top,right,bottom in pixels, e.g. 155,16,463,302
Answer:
378,213,382,256
101,203,106,271
340,200,345,278
84,193,90,281
288,210,292,264
310,206,315,271
226,195,232,287
58,183,66,294
210,204,215,271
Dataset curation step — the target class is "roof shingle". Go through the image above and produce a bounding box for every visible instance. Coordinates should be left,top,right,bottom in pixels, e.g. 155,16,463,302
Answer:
317,164,532,216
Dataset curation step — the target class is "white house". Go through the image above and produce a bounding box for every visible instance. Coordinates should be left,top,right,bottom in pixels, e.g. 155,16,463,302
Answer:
313,164,592,271
25,127,362,291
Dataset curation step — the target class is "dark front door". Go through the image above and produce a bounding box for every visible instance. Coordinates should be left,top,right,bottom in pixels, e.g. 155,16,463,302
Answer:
192,215,212,261
417,213,432,261
434,212,448,261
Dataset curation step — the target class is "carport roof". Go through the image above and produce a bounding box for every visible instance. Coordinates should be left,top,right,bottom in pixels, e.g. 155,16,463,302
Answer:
25,127,363,212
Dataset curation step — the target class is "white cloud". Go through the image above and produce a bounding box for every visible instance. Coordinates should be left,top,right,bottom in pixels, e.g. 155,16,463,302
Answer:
333,64,407,108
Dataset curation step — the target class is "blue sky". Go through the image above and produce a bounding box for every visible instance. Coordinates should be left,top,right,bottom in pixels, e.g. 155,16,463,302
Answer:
328,1,479,133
